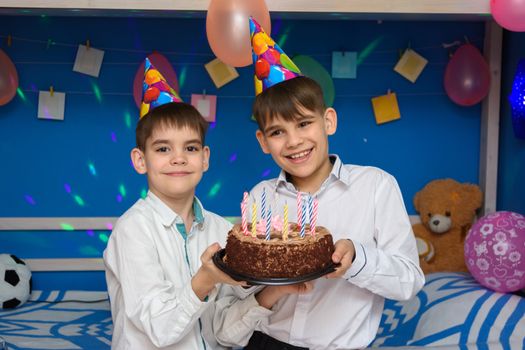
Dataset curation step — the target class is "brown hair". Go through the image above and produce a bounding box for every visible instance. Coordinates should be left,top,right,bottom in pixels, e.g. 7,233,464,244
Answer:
136,102,208,151
252,76,326,130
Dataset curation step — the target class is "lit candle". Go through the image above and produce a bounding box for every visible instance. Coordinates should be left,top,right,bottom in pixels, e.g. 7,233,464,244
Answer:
311,197,318,235
266,205,272,240
300,197,306,238
241,192,248,235
251,202,257,238
297,192,302,229
283,202,289,241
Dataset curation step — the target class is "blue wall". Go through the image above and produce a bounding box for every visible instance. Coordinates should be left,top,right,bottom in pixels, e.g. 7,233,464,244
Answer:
0,16,487,290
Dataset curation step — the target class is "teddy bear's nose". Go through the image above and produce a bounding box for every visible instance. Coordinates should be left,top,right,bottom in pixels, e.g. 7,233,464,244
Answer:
432,220,440,226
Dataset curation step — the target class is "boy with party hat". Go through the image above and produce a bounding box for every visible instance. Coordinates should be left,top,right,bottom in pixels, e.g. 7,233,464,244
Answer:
213,18,425,350
104,58,247,350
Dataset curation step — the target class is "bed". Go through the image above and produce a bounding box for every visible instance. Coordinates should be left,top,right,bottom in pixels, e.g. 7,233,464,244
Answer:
1,272,524,350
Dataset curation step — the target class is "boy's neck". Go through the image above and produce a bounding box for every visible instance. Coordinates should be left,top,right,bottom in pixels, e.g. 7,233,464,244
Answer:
289,156,334,194
152,190,196,229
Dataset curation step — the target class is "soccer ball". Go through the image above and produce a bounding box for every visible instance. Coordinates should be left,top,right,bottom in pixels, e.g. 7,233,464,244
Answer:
0,254,32,309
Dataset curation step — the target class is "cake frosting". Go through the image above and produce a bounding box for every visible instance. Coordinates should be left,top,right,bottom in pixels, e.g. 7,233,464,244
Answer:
224,222,334,279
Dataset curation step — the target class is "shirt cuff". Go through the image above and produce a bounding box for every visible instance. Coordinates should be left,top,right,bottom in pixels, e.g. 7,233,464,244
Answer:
344,242,377,283
181,281,212,317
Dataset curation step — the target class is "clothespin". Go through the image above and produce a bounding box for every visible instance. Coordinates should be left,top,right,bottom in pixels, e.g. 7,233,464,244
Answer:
49,86,54,97
387,88,392,96
47,39,52,49
202,89,206,99
7,34,12,47
86,39,90,50
464,36,470,44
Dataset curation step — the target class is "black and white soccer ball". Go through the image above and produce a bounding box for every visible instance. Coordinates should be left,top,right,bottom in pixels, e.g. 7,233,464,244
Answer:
0,254,32,309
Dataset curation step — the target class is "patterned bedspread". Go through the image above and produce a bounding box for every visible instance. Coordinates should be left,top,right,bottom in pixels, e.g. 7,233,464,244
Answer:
0,273,524,350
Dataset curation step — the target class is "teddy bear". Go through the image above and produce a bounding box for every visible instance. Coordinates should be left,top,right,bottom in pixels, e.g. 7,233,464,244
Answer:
413,178,483,274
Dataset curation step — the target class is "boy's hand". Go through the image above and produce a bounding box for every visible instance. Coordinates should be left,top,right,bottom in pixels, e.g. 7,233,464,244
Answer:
325,239,355,279
256,281,314,309
192,243,247,300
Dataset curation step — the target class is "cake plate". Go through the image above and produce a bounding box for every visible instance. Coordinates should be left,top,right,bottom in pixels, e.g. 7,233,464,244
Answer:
212,249,340,286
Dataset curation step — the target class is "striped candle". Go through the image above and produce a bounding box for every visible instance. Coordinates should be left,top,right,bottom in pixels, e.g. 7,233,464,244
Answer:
241,192,248,235
251,202,257,238
283,202,289,241
310,197,318,235
300,197,306,238
261,188,267,223
307,195,314,234
265,205,272,240
297,192,302,229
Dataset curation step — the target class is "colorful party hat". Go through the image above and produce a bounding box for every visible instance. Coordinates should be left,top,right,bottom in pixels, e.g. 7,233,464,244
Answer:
140,58,183,119
250,16,302,95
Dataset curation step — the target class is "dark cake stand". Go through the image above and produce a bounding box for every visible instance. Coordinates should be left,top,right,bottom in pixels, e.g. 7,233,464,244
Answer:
212,249,340,286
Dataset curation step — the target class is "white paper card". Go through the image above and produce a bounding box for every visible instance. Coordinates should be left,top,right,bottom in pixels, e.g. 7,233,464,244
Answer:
73,44,105,77
332,51,357,79
197,99,211,117
38,91,66,120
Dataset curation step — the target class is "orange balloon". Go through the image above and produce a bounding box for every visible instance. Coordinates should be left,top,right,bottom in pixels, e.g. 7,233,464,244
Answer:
206,0,271,67
0,49,18,106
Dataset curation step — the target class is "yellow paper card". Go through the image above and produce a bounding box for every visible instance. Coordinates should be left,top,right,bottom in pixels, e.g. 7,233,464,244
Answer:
394,49,428,83
371,92,401,125
205,58,239,88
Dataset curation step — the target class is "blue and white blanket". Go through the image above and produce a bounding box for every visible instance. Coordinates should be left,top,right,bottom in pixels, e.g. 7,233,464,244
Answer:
0,273,523,350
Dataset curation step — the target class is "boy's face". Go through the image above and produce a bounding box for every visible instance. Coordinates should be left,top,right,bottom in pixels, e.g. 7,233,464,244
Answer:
255,107,337,186
131,125,210,204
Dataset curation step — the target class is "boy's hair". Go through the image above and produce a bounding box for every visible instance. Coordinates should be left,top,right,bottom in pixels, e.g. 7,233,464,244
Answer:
136,102,208,151
252,76,326,130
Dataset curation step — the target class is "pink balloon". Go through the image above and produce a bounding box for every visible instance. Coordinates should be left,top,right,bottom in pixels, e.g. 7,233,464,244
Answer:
444,44,491,106
491,0,525,32
133,52,179,109
206,0,271,67
0,49,19,106
465,211,525,293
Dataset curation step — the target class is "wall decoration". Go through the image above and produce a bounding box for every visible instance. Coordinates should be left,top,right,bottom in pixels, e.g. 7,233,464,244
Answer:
0,49,18,106
206,0,271,67
371,91,401,125
191,93,217,122
293,55,335,107
394,49,428,83
204,58,239,88
73,43,105,78
37,87,66,120
332,51,357,79
444,43,490,106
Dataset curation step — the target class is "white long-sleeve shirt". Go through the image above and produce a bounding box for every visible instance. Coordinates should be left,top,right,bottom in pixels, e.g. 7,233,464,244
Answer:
214,155,425,350
104,192,233,350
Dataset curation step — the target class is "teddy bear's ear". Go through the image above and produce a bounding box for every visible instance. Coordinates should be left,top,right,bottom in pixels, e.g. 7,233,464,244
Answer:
462,184,483,211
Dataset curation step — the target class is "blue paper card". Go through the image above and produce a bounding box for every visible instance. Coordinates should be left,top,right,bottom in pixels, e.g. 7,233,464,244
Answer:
332,51,357,79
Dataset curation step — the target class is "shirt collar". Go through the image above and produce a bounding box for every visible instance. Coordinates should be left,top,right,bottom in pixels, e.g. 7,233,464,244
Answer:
146,191,205,227
276,154,351,189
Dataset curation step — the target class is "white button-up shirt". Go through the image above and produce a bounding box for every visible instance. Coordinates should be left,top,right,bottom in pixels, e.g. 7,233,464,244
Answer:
214,155,425,350
104,192,233,350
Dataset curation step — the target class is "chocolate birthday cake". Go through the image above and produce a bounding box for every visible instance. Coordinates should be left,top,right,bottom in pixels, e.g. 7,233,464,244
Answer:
224,223,334,278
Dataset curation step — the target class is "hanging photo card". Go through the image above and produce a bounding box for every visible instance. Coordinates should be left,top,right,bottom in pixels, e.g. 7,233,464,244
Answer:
394,49,428,83
73,44,105,78
191,93,217,122
38,90,66,121
205,58,239,88
332,51,357,79
371,92,401,125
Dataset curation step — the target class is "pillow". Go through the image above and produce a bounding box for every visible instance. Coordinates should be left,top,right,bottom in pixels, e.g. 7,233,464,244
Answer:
370,272,525,348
